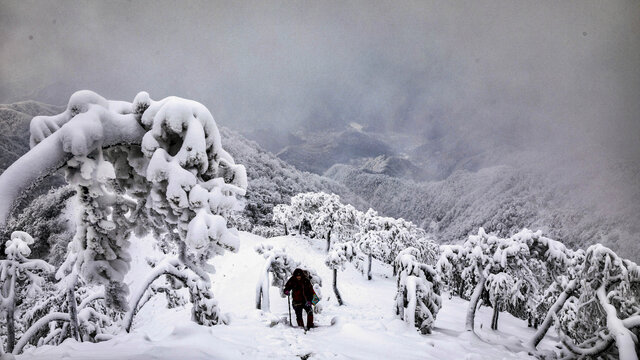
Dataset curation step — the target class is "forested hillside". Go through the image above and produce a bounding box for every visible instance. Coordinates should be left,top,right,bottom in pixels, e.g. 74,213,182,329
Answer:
326,163,640,261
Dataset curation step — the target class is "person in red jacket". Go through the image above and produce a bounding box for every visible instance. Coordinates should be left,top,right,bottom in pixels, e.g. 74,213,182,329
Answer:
284,268,317,329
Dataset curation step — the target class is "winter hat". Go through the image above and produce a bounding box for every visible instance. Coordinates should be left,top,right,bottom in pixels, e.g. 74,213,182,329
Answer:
293,268,304,277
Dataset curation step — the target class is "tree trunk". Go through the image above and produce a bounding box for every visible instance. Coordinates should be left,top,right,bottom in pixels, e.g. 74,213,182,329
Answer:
284,224,288,236
333,268,344,305
491,304,499,330
67,288,81,341
465,266,488,331
3,267,16,353
6,307,15,353
596,284,638,360
326,229,331,253
528,279,576,349
367,253,373,281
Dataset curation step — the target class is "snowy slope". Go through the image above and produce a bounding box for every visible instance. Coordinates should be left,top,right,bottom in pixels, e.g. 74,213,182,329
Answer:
17,232,558,360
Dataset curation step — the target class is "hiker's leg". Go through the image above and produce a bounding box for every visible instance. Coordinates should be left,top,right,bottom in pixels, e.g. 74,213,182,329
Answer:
293,305,304,327
305,304,314,328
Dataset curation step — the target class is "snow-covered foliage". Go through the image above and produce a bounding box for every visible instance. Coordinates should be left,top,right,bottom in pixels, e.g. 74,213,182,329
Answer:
554,244,640,360
435,244,465,297
394,247,441,334
274,193,439,282
0,90,247,351
1,186,75,266
0,232,55,353
273,193,359,250
439,228,542,331
255,245,322,313
325,241,357,272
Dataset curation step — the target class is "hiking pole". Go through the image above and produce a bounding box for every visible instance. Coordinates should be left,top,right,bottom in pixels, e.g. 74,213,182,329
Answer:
287,294,292,326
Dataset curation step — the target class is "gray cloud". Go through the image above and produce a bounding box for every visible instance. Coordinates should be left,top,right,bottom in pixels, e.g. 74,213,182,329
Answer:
1,0,639,210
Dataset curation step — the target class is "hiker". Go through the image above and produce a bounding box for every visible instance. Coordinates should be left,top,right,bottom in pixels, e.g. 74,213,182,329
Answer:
284,268,318,329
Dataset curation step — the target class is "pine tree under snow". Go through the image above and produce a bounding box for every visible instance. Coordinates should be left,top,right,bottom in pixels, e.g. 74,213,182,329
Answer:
0,90,247,351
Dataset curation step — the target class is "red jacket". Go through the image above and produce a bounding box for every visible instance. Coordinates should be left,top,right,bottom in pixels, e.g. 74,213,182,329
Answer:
284,276,316,306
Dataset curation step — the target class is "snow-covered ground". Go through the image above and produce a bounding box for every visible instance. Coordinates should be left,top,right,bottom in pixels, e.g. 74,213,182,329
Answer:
16,232,558,359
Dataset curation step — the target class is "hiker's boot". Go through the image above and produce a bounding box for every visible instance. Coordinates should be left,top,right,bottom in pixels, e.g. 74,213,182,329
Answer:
306,313,314,329
296,317,305,328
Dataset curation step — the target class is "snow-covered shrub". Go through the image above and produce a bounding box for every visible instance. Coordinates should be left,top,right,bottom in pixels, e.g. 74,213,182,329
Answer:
325,241,357,305
250,225,285,239
394,248,441,334
0,231,55,353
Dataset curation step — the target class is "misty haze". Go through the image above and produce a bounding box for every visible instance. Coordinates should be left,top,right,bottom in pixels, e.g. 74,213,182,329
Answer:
1,1,639,359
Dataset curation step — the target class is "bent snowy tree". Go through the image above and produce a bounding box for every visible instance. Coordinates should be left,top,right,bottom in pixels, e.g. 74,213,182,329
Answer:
0,90,247,329
394,247,441,334
556,244,640,360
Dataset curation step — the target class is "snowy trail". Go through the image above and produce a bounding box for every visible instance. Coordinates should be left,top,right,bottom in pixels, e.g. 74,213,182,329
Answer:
18,232,557,359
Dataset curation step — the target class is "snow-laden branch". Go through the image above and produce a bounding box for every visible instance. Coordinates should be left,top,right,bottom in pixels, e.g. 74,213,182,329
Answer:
13,312,70,354
78,292,105,310
0,91,146,227
527,279,577,349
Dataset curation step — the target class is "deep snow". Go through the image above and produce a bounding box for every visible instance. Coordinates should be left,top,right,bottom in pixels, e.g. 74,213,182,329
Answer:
16,232,558,359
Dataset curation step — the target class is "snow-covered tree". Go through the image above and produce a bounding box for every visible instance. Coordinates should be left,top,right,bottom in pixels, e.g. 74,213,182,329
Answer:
394,247,441,334
0,90,247,331
273,192,359,252
272,204,295,236
452,228,530,332
516,229,584,350
555,244,640,360
354,209,389,281
0,231,55,353
436,244,466,298
485,273,514,330
325,241,357,305
309,194,358,252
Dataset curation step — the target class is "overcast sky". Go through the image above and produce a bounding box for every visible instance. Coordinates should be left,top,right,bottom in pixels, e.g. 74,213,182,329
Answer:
1,0,639,167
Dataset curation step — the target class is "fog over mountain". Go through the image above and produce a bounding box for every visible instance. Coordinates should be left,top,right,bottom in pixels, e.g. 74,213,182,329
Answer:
1,0,639,234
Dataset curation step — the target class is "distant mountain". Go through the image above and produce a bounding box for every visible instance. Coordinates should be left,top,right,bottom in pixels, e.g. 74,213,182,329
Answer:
358,155,427,181
219,127,368,229
326,163,640,262
0,101,63,172
272,128,394,174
